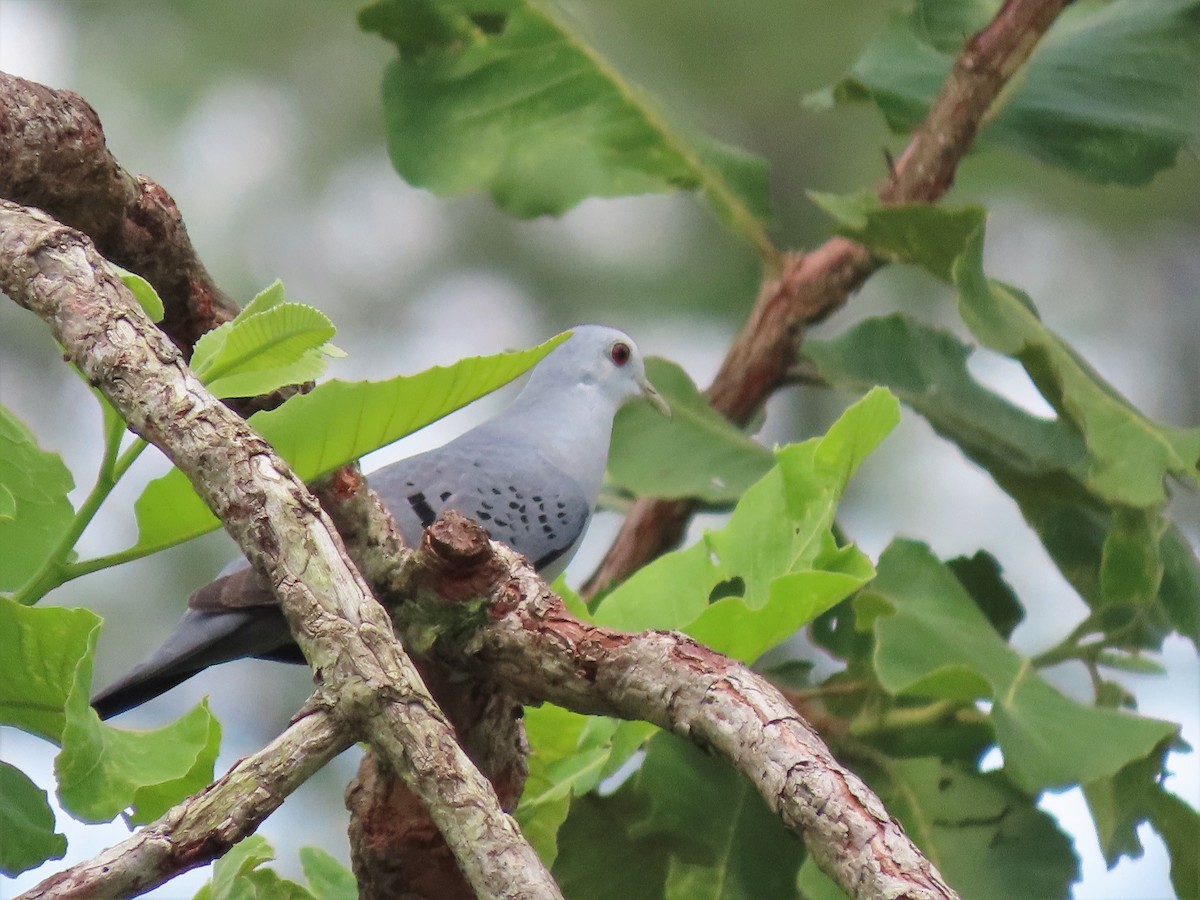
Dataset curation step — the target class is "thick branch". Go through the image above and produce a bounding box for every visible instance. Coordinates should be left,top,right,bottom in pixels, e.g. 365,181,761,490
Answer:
583,0,1071,597
0,71,239,350
317,469,531,900
479,590,953,900
322,485,959,900
0,201,561,900
17,706,352,900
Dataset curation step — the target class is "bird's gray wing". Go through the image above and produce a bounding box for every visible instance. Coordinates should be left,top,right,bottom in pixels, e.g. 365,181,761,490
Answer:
369,435,593,580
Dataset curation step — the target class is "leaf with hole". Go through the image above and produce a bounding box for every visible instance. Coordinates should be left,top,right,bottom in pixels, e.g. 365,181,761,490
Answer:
597,389,896,662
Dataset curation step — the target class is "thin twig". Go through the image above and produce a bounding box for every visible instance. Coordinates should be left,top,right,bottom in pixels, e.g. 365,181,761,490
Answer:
16,706,352,900
582,0,1072,597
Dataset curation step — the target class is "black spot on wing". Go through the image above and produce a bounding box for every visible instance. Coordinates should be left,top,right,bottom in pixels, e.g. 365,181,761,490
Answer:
407,492,437,528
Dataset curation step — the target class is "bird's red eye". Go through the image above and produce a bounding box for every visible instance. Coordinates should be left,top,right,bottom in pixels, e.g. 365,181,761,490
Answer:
610,341,631,366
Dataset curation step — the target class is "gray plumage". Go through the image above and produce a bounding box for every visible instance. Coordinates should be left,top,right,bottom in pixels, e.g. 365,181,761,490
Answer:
92,325,667,719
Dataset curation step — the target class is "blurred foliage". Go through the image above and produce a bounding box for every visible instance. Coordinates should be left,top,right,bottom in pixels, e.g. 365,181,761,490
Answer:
54,0,1200,328
811,0,1200,185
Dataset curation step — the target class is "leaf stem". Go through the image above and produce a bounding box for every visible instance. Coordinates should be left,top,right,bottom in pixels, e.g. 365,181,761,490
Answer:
12,429,148,605
849,699,986,736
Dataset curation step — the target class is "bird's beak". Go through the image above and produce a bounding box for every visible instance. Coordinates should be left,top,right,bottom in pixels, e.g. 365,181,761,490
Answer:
638,375,671,418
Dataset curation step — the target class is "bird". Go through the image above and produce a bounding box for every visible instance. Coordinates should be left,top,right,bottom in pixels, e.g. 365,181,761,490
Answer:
92,325,669,719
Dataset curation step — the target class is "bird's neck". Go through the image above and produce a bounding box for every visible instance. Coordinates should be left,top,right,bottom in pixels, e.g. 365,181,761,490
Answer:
492,382,617,502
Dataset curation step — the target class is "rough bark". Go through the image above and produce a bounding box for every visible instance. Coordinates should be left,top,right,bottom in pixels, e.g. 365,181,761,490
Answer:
318,470,531,900
0,71,238,351
319,481,960,900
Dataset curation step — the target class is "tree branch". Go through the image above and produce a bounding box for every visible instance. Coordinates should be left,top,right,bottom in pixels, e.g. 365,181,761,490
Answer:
16,705,352,900
320,483,960,900
0,200,561,900
582,0,1072,597
0,71,239,351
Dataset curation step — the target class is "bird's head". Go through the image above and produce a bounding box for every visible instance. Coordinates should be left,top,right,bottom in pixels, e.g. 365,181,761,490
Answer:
532,325,670,417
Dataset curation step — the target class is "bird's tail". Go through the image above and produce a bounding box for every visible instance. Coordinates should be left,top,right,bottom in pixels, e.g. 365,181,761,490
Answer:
91,607,298,719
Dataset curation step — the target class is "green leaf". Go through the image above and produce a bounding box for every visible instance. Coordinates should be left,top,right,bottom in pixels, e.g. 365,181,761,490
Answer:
0,598,97,741
946,552,1024,641
608,358,773,503
864,540,1176,792
519,705,599,864
1082,738,1171,867
110,263,165,322
518,705,644,864
806,315,1088,480
57,699,221,824
811,193,1200,507
596,389,896,662
189,281,337,399
554,732,803,900
1092,651,1166,676
195,835,314,900
806,313,1200,650
196,305,336,400
0,761,67,877
128,334,567,557
1159,529,1200,649
880,759,1078,900
604,719,658,779
795,857,849,900
808,191,983,282
566,734,801,900
298,847,357,900
811,0,1200,185
953,228,1200,509
1147,787,1200,900
554,792,668,900
56,654,221,824
638,733,802,899
0,406,75,593
196,835,277,900
1099,506,1167,607
1081,734,1200,896
0,598,221,823
359,0,774,254
687,560,871,664
989,677,1174,798
191,281,286,370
